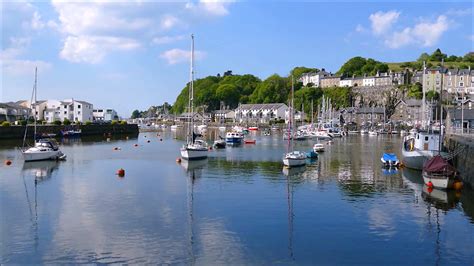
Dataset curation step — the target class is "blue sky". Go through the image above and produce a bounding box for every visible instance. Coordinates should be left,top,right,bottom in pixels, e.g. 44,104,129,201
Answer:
1,1,472,117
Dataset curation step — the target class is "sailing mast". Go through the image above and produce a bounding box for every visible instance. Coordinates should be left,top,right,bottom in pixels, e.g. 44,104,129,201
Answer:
187,35,195,145
422,61,426,129
438,60,444,154
33,67,38,142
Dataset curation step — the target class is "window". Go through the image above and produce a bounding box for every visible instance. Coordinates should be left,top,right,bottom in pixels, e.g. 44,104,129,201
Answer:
78,105,81,109
460,76,463,81
64,111,67,114
78,111,81,115
460,82,464,87
425,136,429,141
64,105,67,108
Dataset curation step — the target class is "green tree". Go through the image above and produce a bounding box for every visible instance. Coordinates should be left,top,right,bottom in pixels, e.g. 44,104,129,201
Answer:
289,66,319,81
426,90,439,101
463,52,474,62
250,74,288,104
407,82,423,99
63,118,71,125
429,48,447,61
417,53,430,62
337,56,367,76
131,110,140,119
216,84,240,108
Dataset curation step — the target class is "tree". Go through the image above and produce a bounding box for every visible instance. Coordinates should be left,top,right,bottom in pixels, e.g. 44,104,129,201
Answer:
407,82,422,99
249,74,288,104
131,110,140,119
223,70,233,77
426,90,439,101
337,56,367,76
63,119,71,125
289,66,319,81
463,52,474,62
417,53,430,62
446,55,458,62
429,48,447,62
216,84,240,108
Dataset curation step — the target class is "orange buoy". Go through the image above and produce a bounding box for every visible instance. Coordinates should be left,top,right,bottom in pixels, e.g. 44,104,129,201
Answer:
427,186,433,193
116,168,125,176
453,181,463,191
427,181,433,188
176,157,182,163
5,160,12,166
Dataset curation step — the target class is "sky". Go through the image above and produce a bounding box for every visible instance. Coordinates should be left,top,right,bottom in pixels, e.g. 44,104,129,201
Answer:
1,1,473,117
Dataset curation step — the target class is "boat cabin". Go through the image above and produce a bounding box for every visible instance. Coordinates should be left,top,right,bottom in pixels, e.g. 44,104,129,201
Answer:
409,132,441,151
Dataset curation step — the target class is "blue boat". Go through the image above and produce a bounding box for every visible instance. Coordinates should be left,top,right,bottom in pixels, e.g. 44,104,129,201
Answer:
225,132,243,145
381,153,400,167
306,150,318,158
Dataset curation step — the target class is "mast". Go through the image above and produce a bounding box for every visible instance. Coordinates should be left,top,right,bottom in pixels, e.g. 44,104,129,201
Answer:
187,34,195,145
422,61,426,129
33,67,38,142
311,99,314,125
438,60,444,154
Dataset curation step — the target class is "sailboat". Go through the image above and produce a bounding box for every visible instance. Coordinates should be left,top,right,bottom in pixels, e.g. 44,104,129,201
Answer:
22,68,66,162
180,35,208,160
283,77,306,168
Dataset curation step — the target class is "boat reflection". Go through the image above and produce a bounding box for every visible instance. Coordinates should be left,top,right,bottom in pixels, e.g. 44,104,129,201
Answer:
180,159,208,172
22,160,59,181
282,166,306,177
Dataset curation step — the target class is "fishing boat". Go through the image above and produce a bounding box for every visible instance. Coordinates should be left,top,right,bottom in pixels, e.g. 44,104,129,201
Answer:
368,129,378,136
422,155,456,189
283,77,306,168
21,68,66,162
225,131,244,145
401,131,448,170
380,153,400,167
313,143,325,152
180,34,208,160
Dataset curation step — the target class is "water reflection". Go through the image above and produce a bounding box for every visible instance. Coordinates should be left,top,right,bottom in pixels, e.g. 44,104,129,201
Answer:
22,160,59,180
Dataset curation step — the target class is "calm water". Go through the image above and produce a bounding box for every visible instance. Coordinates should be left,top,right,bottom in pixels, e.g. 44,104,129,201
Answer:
1,130,473,264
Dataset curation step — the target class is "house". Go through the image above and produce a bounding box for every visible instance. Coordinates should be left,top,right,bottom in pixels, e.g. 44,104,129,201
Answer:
18,99,94,123
212,110,235,123
374,72,392,86
444,68,473,95
320,76,341,88
446,108,474,132
93,109,119,121
339,78,353,87
177,112,205,122
234,103,288,124
0,102,30,122
354,107,385,126
411,71,423,85
423,66,446,93
362,76,375,86
299,70,331,87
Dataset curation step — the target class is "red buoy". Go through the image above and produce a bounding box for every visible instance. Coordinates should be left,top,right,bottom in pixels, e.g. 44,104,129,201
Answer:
427,186,433,193
116,168,125,177
113,147,118,150
427,181,433,188
5,160,12,166
176,157,182,163
134,144,139,147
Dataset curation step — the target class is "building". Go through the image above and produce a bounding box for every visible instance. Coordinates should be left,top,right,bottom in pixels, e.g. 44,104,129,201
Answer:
444,68,473,95
339,78,353,87
362,76,375,86
320,76,341,88
374,73,392,86
212,110,235,123
447,108,474,133
18,99,94,123
177,112,205,122
354,107,385,126
411,71,423,85
234,103,288,124
93,109,118,121
423,66,446,93
299,70,331,87
0,102,30,122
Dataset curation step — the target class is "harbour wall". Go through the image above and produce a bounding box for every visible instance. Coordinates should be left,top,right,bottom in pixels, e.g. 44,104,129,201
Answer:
0,124,139,139
445,134,474,187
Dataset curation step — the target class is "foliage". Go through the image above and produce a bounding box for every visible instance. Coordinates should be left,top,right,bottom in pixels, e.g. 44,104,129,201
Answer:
18,120,27,126
426,90,439,101
429,48,447,62
120,120,127,125
53,120,62,125
290,66,319,81
322,87,352,109
111,120,118,125
464,52,474,62
131,110,140,119
407,82,423,99
63,118,71,126
1,121,11,127
85,121,92,125
293,86,323,115
249,74,289,104
337,57,389,77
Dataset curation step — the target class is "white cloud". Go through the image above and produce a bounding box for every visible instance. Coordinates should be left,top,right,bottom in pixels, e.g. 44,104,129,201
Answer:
186,0,234,16
31,11,45,30
152,35,186,45
160,48,205,64
160,15,182,30
355,24,366,33
385,15,449,49
1,37,51,76
369,10,400,35
60,36,141,64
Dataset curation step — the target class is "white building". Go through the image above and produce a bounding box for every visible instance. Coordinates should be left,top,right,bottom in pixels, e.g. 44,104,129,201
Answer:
234,103,288,124
93,108,118,121
299,70,331,87
339,78,353,87
362,77,375,86
19,99,93,123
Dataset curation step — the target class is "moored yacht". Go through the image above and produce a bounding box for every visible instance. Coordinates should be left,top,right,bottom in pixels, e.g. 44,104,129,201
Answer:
23,139,65,162
401,131,448,170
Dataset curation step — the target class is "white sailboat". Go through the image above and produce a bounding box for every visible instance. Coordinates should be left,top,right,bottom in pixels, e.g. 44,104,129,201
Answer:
22,68,65,162
180,35,208,160
283,77,306,168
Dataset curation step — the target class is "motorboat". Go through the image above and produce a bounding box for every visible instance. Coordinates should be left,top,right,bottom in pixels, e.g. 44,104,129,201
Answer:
328,128,342,138
311,130,332,140
380,153,400,167
368,130,378,136
248,126,258,131
422,155,456,189
400,130,407,135
283,151,306,167
225,131,244,145
401,131,449,170
360,128,368,134
22,139,66,162
262,131,271,136
306,150,318,159
313,143,325,152
61,129,81,137
213,139,226,149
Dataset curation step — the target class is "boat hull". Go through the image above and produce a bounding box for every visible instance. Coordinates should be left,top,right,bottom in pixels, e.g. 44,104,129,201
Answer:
401,149,448,170
422,172,454,189
23,150,63,162
283,158,306,167
225,137,242,144
180,148,208,160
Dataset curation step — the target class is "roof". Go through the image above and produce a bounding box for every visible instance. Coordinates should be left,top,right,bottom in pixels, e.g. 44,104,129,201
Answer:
212,110,233,114
356,107,385,114
237,103,288,110
405,99,423,107
320,76,341,80
448,108,474,120
0,102,30,109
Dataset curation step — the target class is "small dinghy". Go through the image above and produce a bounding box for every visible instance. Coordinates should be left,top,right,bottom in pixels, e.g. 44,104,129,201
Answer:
244,139,256,144
306,150,318,159
422,155,456,189
381,153,400,167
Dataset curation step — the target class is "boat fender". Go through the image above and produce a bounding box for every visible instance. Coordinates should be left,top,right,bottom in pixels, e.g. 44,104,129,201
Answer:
116,168,125,177
427,181,433,188
147,140,151,143
134,144,139,147
453,181,463,191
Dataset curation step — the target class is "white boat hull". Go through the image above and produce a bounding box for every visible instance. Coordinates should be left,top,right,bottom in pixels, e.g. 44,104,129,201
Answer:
401,149,448,170
422,173,454,189
23,150,63,162
180,148,208,160
283,158,306,167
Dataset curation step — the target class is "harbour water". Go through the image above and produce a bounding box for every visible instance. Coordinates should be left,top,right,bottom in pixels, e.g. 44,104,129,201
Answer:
1,130,473,264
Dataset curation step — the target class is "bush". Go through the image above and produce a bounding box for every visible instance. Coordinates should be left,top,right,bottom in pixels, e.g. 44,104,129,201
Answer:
75,121,82,125
111,120,118,125
53,120,62,125
63,119,71,125
1,121,11,127
120,120,127,125
18,120,27,126
85,121,92,125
